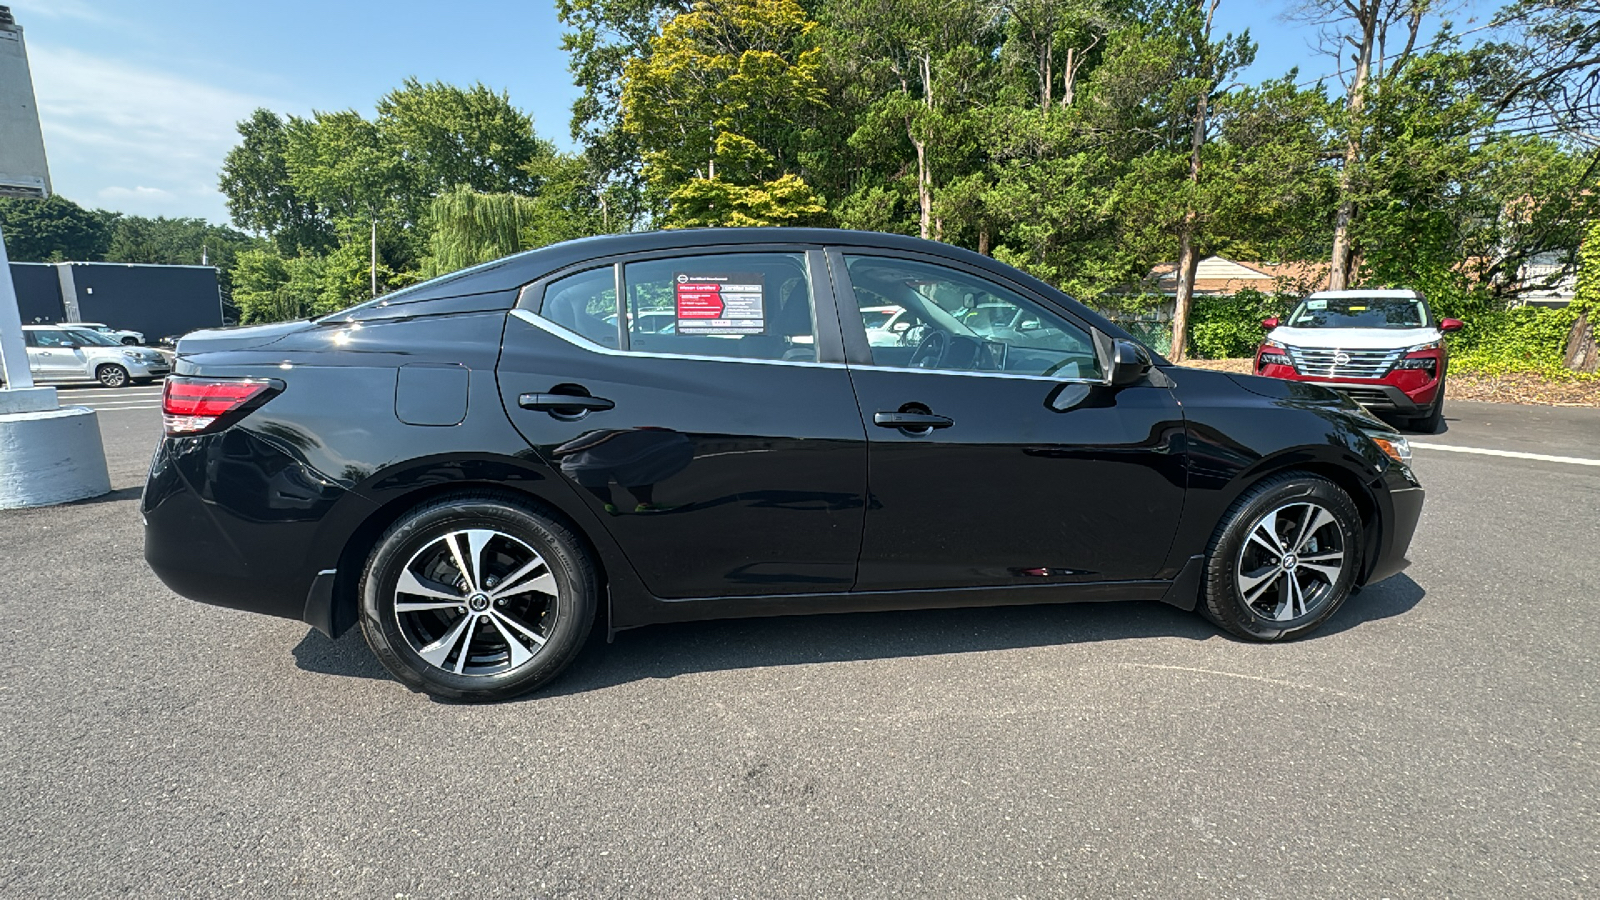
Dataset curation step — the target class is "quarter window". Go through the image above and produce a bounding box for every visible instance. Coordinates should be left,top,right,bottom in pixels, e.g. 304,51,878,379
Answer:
844,255,1102,380
622,253,817,362
540,267,620,349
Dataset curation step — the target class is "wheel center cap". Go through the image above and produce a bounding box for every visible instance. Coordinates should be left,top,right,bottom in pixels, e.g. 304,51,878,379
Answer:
1281,553,1298,570
467,592,491,612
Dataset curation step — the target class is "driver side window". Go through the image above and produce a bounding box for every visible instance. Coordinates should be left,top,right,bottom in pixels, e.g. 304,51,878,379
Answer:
843,255,1102,380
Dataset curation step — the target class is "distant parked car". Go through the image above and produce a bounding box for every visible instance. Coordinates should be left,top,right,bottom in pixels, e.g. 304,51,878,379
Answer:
16,324,170,387
75,322,145,345
1255,289,1462,432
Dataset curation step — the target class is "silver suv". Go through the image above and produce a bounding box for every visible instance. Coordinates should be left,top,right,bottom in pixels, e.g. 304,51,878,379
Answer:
17,324,170,387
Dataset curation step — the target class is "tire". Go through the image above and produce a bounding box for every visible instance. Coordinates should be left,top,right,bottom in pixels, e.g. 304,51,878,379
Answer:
1408,380,1444,433
358,494,598,701
96,364,129,388
1200,473,1362,641
120,336,139,345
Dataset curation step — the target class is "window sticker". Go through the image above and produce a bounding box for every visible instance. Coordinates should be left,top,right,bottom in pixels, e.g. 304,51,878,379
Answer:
1307,299,1327,309
674,273,766,334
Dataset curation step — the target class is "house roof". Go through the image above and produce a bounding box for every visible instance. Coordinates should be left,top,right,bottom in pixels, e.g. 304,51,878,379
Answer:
1147,256,1336,296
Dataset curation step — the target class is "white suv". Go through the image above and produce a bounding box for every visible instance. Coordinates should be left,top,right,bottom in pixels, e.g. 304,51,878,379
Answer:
1254,289,1463,432
76,322,146,345
16,324,170,387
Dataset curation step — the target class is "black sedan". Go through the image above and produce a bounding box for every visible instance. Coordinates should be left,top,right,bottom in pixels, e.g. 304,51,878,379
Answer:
143,228,1424,701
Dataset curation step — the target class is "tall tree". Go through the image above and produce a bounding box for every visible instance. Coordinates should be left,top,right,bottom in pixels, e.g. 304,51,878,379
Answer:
1295,0,1432,290
218,109,334,254
621,0,829,226
1491,0,1600,140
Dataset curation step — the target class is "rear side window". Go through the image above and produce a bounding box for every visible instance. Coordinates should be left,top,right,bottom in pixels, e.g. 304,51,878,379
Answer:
540,267,619,349
622,253,817,362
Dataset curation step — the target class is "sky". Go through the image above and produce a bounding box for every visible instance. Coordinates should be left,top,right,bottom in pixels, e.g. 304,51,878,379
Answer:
11,0,1490,228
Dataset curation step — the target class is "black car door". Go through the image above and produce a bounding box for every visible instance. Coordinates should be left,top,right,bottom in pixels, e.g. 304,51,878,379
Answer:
830,249,1188,591
498,247,868,599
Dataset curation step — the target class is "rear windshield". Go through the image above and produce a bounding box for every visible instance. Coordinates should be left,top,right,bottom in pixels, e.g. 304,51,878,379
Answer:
1286,295,1429,329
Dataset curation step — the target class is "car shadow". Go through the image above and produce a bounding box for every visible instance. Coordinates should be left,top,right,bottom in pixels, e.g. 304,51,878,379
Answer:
68,486,143,506
289,574,1427,698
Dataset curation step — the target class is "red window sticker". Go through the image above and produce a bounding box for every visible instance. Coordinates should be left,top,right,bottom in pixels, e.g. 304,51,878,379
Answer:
674,273,765,334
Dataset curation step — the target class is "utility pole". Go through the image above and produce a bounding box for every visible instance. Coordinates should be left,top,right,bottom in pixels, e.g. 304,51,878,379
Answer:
370,218,378,299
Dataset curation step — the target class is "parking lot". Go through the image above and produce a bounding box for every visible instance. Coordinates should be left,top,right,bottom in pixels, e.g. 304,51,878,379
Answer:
3,383,1597,898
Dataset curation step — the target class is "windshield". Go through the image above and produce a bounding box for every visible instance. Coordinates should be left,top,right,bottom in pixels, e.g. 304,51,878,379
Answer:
1287,295,1429,329
62,328,122,346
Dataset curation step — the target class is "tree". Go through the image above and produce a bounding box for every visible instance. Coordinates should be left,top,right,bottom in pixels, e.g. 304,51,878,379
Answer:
1491,0,1600,140
420,189,543,277
821,0,999,241
218,109,334,254
376,79,557,203
557,0,692,229
0,195,111,262
621,0,829,226
1294,0,1432,290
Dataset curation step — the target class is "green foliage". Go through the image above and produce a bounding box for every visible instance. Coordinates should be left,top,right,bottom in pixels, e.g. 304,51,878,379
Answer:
1449,306,1584,376
231,248,328,324
0,195,111,262
421,189,542,277
1572,219,1600,317
1186,290,1292,359
621,0,828,226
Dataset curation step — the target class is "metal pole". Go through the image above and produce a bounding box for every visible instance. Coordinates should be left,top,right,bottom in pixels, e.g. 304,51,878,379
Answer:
370,218,378,299
0,223,37,390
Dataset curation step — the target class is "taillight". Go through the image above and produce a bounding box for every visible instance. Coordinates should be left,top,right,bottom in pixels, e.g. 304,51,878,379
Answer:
162,376,280,435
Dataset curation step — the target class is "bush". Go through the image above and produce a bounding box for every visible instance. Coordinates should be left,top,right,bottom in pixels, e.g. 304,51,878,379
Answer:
1187,290,1292,359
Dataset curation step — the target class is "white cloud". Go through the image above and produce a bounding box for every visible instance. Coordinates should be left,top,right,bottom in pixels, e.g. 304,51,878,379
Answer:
10,0,111,24
28,42,281,222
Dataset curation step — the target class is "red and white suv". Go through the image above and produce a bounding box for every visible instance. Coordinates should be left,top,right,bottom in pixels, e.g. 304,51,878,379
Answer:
1254,289,1463,432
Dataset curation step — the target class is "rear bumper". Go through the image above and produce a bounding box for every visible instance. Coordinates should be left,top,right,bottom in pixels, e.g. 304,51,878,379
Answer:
142,430,362,626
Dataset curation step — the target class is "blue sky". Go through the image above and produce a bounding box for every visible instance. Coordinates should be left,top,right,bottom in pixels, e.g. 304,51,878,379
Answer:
13,0,1488,227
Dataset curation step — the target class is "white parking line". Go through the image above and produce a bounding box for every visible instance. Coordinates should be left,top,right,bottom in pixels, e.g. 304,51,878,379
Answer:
1412,441,1600,468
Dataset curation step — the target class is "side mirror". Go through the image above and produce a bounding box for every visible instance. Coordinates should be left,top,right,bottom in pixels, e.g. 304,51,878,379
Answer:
891,321,911,333
1261,317,1280,329
1108,338,1152,387
1440,318,1464,333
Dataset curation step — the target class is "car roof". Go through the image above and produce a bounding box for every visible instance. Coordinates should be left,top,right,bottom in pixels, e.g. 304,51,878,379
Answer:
1304,289,1423,300
345,228,1065,310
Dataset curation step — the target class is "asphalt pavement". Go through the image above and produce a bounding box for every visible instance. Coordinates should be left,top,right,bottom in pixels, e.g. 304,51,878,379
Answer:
1,392,1596,898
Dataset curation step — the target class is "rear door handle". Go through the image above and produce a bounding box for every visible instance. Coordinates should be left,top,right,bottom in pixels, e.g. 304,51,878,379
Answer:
519,393,615,413
873,411,953,429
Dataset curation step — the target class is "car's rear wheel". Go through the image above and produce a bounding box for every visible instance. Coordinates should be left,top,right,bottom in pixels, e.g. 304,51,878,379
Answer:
120,336,139,345
1201,473,1362,641
95,364,129,388
358,494,597,701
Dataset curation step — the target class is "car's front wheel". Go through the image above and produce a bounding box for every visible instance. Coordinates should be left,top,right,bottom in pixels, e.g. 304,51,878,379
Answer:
1201,473,1362,641
359,494,597,701
95,364,129,388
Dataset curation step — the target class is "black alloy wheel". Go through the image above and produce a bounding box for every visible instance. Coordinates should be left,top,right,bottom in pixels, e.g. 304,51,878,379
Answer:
358,494,597,701
1201,473,1362,641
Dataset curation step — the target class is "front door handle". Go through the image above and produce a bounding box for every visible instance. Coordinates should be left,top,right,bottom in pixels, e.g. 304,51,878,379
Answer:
519,393,615,413
873,411,953,429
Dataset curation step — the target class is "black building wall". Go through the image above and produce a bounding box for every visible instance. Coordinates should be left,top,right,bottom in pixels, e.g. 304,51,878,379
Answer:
8,261,64,323
61,263,223,340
